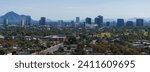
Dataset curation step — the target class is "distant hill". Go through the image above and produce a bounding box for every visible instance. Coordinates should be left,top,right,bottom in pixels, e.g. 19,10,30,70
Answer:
0,11,32,24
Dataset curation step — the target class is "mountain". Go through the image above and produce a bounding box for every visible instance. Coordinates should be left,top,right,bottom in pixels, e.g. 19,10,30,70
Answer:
0,11,32,24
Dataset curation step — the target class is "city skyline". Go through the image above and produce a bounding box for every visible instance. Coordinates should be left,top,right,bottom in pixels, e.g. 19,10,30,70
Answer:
1,0,150,20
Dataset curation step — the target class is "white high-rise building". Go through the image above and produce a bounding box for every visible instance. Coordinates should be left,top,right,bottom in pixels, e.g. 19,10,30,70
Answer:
3,18,9,26
21,20,25,27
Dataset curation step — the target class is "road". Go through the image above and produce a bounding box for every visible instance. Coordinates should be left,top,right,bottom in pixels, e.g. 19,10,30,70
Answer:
43,43,63,53
32,43,63,55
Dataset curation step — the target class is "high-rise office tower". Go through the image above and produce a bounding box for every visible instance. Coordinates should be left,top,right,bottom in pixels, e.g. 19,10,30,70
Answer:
26,16,31,26
106,22,110,27
126,21,134,27
94,15,103,27
117,19,124,27
39,17,46,25
86,17,92,24
136,19,144,26
3,18,8,26
71,20,75,27
58,20,64,27
21,20,25,27
76,17,80,24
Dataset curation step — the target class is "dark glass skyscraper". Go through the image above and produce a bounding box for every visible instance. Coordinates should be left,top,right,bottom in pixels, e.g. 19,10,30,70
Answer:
39,17,46,25
85,17,92,24
117,19,124,27
136,19,144,26
26,16,31,26
76,17,80,24
106,22,110,27
126,21,134,27
94,15,103,27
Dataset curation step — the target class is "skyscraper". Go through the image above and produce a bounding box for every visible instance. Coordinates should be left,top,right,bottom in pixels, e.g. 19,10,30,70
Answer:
3,18,8,26
58,20,64,27
21,20,25,27
76,17,80,24
39,17,46,25
86,17,92,24
136,19,144,26
126,21,134,27
117,19,124,27
106,22,110,27
94,15,103,27
71,20,75,27
26,16,31,26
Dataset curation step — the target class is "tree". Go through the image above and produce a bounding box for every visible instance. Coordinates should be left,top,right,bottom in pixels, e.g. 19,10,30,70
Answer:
67,36,77,44
75,43,85,55
0,50,5,55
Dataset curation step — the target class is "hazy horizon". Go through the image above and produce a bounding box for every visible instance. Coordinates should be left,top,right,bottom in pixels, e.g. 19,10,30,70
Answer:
0,0,150,20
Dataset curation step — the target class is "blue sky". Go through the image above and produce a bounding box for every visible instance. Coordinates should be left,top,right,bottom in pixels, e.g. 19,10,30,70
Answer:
0,0,150,20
